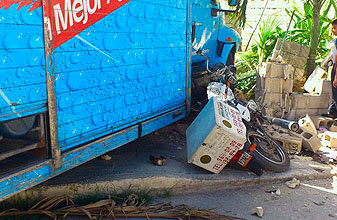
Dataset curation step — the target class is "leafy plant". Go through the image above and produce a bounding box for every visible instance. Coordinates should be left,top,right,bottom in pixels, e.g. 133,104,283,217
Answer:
255,16,281,63
285,0,336,64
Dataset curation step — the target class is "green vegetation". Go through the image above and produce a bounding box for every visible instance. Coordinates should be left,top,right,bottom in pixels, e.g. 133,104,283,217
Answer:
235,0,337,97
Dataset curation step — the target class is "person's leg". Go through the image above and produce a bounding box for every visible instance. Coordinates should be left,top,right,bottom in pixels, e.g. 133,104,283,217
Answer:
331,65,337,103
329,65,337,117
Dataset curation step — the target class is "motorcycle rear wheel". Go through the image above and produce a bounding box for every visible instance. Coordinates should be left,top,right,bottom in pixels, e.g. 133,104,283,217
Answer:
246,130,290,172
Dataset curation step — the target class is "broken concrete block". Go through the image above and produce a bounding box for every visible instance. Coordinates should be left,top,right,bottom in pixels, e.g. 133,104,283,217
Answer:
304,67,327,94
298,114,317,135
310,116,335,129
250,207,264,218
322,131,337,149
295,128,322,152
270,132,302,154
286,178,300,189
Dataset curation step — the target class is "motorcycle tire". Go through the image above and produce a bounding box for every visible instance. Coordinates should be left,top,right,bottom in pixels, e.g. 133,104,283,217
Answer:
0,115,37,138
246,130,290,172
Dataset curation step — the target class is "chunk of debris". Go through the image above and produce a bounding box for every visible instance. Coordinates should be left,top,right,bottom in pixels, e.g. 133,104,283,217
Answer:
299,114,317,134
150,155,167,166
101,154,111,161
286,178,300,189
275,188,281,196
250,207,264,218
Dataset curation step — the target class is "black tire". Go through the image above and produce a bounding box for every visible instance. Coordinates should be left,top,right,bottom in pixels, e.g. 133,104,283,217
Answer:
0,115,37,138
246,130,290,172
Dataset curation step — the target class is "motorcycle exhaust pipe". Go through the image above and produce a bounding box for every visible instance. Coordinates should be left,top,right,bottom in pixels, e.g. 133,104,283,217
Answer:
265,116,299,132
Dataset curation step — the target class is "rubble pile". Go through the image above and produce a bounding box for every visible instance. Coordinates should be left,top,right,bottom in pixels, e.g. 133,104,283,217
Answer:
256,39,332,121
268,114,337,164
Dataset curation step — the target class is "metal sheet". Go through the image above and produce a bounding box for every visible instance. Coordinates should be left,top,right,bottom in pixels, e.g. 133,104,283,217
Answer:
0,4,47,121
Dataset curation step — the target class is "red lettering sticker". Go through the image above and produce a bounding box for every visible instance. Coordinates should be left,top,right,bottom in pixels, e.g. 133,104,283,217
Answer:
1,0,130,48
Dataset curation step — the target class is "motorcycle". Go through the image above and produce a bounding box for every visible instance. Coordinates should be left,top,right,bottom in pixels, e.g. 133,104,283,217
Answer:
205,63,290,173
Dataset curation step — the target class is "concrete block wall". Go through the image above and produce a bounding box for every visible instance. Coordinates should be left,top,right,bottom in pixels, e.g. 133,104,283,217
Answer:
287,84,332,120
272,39,310,91
256,63,332,120
256,40,332,121
256,62,294,118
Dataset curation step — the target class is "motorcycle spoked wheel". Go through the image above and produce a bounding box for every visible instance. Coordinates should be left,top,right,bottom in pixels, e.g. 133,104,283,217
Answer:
246,130,290,172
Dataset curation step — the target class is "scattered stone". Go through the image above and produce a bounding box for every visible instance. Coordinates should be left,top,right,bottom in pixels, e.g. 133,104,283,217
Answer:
250,207,264,218
149,155,167,166
275,188,281,196
328,213,336,217
101,155,111,161
286,178,301,189
176,147,182,150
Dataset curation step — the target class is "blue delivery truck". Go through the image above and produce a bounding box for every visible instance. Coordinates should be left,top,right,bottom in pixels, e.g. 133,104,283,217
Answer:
0,0,240,201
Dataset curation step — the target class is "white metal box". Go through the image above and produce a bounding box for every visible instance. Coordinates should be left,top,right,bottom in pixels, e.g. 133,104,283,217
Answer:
187,97,247,174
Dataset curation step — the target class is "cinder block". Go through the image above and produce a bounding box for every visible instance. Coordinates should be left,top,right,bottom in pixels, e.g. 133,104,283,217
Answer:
299,45,310,58
283,41,302,56
298,114,317,134
291,93,310,109
282,53,307,69
293,109,319,121
304,67,327,94
321,131,337,149
259,62,293,79
283,78,293,94
304,93,330,109
263,92,283,105
321,80,332,95
264,78,292,94
269,131,302,154
310,116,335,129
295,128,322,152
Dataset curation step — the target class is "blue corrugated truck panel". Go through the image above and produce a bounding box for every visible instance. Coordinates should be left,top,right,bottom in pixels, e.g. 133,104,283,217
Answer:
0,3,46,121
0,0,190,201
